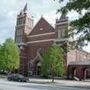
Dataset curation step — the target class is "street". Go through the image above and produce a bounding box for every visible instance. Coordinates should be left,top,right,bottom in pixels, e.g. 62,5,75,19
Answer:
0,79,90,90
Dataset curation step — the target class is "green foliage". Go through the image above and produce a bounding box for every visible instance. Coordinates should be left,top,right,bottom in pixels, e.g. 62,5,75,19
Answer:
56,0,90,45
41,48,51,78
0,45,5,70
41,45,65,80
0,38,20,72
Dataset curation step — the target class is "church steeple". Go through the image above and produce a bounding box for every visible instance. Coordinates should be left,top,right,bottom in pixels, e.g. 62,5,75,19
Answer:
15,4,33,44
60,14,66,20
19,3,28,15
55,14,68,39
23,3,27,12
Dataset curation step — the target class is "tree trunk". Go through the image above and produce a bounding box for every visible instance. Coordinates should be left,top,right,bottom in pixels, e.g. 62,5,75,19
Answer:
52,71,55,83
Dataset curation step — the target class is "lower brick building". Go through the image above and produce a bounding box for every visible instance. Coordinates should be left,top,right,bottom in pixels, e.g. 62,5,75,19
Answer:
15,4,90,79
67,49,90,80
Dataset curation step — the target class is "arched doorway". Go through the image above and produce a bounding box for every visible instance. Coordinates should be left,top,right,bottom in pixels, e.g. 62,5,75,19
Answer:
72,67,77,79
86,69,90,79
36,62,41,75
68,67,77,79
33,60,41,76
28,62,33,76
73,68,77,77
83,68,90,80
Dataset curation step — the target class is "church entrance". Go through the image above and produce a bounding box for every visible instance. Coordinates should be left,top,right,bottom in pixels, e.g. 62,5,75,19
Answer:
32,60,41,76
36,62,41,75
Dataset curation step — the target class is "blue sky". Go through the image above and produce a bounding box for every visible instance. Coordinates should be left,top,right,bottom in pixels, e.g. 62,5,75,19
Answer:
0,0,90,52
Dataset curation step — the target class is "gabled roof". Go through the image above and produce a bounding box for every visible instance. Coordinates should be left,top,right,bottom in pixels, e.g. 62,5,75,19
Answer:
29,17,55,35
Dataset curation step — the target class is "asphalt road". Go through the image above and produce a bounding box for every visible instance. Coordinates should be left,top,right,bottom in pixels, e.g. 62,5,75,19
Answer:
0,79,90,90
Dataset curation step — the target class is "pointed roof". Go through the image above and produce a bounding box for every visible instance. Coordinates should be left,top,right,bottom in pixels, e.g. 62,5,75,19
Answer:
60,14,66,20
23,3,27,12
59,13,68,21
29,17,55,35
56,14,68,24
19,3,28,15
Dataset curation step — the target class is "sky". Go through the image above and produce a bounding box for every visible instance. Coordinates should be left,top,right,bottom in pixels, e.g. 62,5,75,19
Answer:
0,0,90,52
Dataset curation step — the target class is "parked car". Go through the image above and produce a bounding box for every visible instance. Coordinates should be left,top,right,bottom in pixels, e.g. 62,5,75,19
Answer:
0,70,8,75
7,74,29,82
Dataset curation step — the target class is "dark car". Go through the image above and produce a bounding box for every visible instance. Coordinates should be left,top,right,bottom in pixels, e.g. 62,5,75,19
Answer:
7,74,29,82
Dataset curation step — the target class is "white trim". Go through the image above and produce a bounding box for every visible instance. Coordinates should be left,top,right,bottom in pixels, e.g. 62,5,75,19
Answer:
54,38,68,44
28,32,55,38
16,24,25,27
54,38,68,42
27,39,55,44
17,43,27,46
56,21,68,25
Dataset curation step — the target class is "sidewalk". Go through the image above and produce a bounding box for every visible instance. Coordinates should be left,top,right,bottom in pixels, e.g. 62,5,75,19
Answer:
29,78,52,84
29,78,90,87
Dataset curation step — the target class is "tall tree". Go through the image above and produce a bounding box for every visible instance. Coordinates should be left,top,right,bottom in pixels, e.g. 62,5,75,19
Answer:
56,0,90,47
0,38,20,72
41,45,65,82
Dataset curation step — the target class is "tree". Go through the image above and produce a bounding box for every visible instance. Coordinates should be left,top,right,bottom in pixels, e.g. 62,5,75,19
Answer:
41,45,65,82
0,45,4,70
56,0,90,46
0,38,20,72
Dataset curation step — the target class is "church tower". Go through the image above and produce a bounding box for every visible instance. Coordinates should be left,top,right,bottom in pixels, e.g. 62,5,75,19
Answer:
15,4,33,76
55,14,69,52
55,14,68,41
15,4,33,44
55,14,69,74
55,14,69,49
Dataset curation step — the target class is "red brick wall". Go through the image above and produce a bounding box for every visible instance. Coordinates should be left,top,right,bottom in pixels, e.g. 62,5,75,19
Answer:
27,41,53,59
28,33,55,41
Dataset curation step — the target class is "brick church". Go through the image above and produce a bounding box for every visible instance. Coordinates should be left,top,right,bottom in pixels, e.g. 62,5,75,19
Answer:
15,4,90,80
